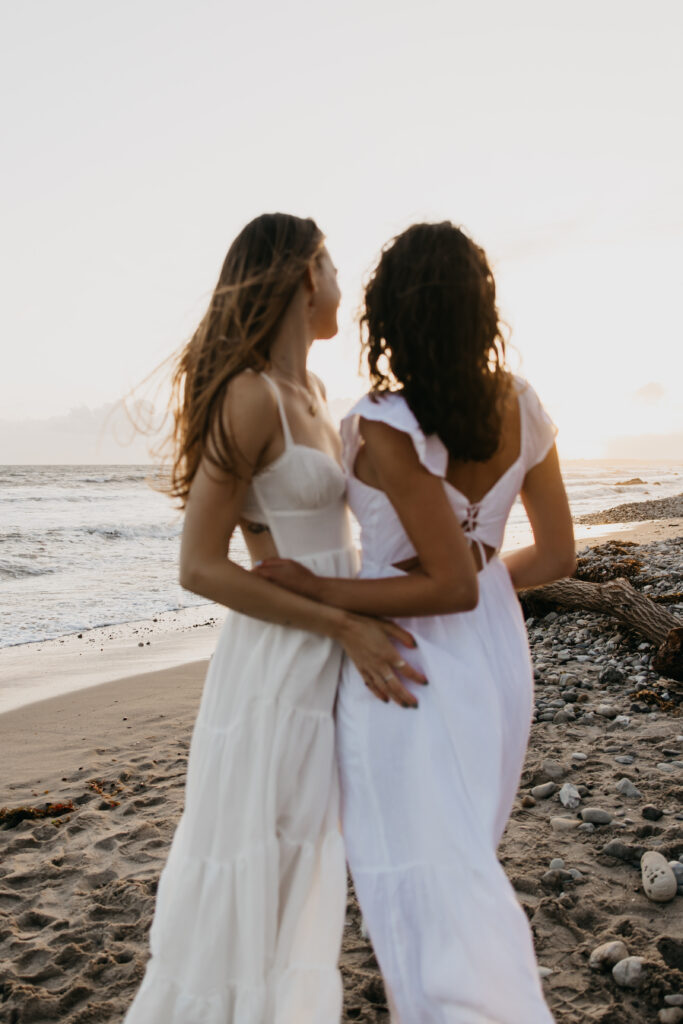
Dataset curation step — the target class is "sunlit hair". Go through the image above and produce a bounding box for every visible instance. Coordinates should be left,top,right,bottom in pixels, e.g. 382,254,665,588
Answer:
362,222,510,461
154,213,324,508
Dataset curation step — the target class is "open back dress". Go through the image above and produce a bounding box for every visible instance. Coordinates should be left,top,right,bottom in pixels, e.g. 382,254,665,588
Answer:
123,373,356,1024
336,376,558,1023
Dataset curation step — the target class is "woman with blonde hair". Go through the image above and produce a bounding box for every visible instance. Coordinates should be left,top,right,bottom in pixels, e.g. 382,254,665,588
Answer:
257,221,574,1021
122,212,427,1024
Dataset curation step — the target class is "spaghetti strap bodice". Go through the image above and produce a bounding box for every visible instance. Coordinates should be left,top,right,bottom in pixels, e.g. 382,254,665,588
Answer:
241,373,352,560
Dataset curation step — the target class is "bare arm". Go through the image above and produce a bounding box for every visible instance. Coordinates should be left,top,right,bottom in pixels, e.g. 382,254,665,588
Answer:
501,444,576,589
179,373,425,705
258,418,479,617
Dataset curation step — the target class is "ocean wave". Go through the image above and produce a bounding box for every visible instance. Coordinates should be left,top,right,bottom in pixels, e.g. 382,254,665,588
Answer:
0,560,56,580
82,523,181,541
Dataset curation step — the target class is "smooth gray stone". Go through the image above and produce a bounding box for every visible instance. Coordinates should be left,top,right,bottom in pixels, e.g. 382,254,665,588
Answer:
612,956,645,989
532,782,559,799
581,807,613,825
603,839,646,864
615,778,642,798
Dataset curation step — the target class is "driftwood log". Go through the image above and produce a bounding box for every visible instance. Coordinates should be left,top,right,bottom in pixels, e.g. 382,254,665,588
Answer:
519,577,683,683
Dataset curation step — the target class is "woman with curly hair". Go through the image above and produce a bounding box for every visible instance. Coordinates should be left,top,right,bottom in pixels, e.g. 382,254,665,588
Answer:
256,222,574,1021
122,213,428,1024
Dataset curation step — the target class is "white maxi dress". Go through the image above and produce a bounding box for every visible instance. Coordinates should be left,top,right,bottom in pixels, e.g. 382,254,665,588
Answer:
336,377,558,1024
123,374,356,1024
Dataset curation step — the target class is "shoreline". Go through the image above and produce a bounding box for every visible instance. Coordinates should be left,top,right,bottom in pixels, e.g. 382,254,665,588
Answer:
1,498,681,717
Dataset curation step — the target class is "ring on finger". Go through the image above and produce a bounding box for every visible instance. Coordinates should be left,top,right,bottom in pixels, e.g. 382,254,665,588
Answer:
382,671,395,682
394,659,407,669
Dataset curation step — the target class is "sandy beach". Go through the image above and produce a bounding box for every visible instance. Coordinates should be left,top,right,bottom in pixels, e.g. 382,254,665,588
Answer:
2,495,682,1023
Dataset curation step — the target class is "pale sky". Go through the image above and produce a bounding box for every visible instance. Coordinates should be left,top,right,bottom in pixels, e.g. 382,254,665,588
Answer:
2,0,682,460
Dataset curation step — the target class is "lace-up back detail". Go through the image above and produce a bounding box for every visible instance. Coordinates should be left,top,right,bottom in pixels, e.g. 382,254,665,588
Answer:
340,375,558,570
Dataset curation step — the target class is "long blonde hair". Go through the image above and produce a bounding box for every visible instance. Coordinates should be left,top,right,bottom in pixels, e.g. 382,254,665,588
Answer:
151,213,324,508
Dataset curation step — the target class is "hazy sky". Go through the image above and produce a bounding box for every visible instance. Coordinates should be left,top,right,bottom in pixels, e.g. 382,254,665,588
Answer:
2,0,682,460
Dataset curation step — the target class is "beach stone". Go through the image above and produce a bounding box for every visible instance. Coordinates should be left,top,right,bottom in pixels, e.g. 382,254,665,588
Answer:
614,714,632,726
641,851,678,903
541,759,566,781
643,805,664,821
542,868,574,888
578,822,595,833
551,817,581,832
571,751,587,761
658,763,677,772
659,1009,683,1023
549,857,565,870
612,956,646,989
664,995,683,1007
521,795,536,808
559,783,582,809
600,667,625,685
581,807,612,825
589,940,629,971
532,782,559,799
603,840,645,864
568,868,584,880
615,755,635,765
538,966,553,978
597,704,620,718
669,862,683,885
553,709,573,724
616,778,642,798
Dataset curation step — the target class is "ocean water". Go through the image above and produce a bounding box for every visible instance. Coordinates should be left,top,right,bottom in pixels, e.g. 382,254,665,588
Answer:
1,461,681,648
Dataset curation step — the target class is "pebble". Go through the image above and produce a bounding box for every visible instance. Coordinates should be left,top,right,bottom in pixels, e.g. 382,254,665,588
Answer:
664,995,683,1007
669,862,683,885
521,795,536,808
578,822,595,833
571,752,587,761
542,868,574,887
549,857,565,870
597,704,620,718
589,940,629,971
615,755,635,765
538,966,553,978
603,839,645,863
641,851,678,902
659,1009,683,1024
658,763,677,772
615,778,642,798
541,759,566,781
532,782,559,799
551,817,581,832
614,714,632,726
600,667,625,685
559,782,582,808
612,956,646,988
581,807,613,825
643,805,664,821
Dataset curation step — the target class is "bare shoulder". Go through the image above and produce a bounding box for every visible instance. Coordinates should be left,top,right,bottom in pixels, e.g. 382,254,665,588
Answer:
219,370,279,435
206,369,279,472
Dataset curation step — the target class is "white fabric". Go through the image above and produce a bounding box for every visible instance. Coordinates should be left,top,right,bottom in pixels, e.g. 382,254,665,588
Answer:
123,374,357,1024
337,377,557,1023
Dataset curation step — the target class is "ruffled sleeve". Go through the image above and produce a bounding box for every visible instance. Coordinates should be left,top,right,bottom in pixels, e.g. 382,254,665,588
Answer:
340,392,449,479
517,378,559,471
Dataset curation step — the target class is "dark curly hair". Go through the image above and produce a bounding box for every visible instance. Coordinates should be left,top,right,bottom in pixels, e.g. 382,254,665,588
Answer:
362,221,511,461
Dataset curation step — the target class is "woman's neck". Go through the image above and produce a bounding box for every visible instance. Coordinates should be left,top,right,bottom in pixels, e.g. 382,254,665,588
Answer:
268,317,313,385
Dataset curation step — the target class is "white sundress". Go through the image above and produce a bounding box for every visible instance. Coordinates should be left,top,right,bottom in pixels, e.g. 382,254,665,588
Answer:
123,373,357,1024
336,376,559,1024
